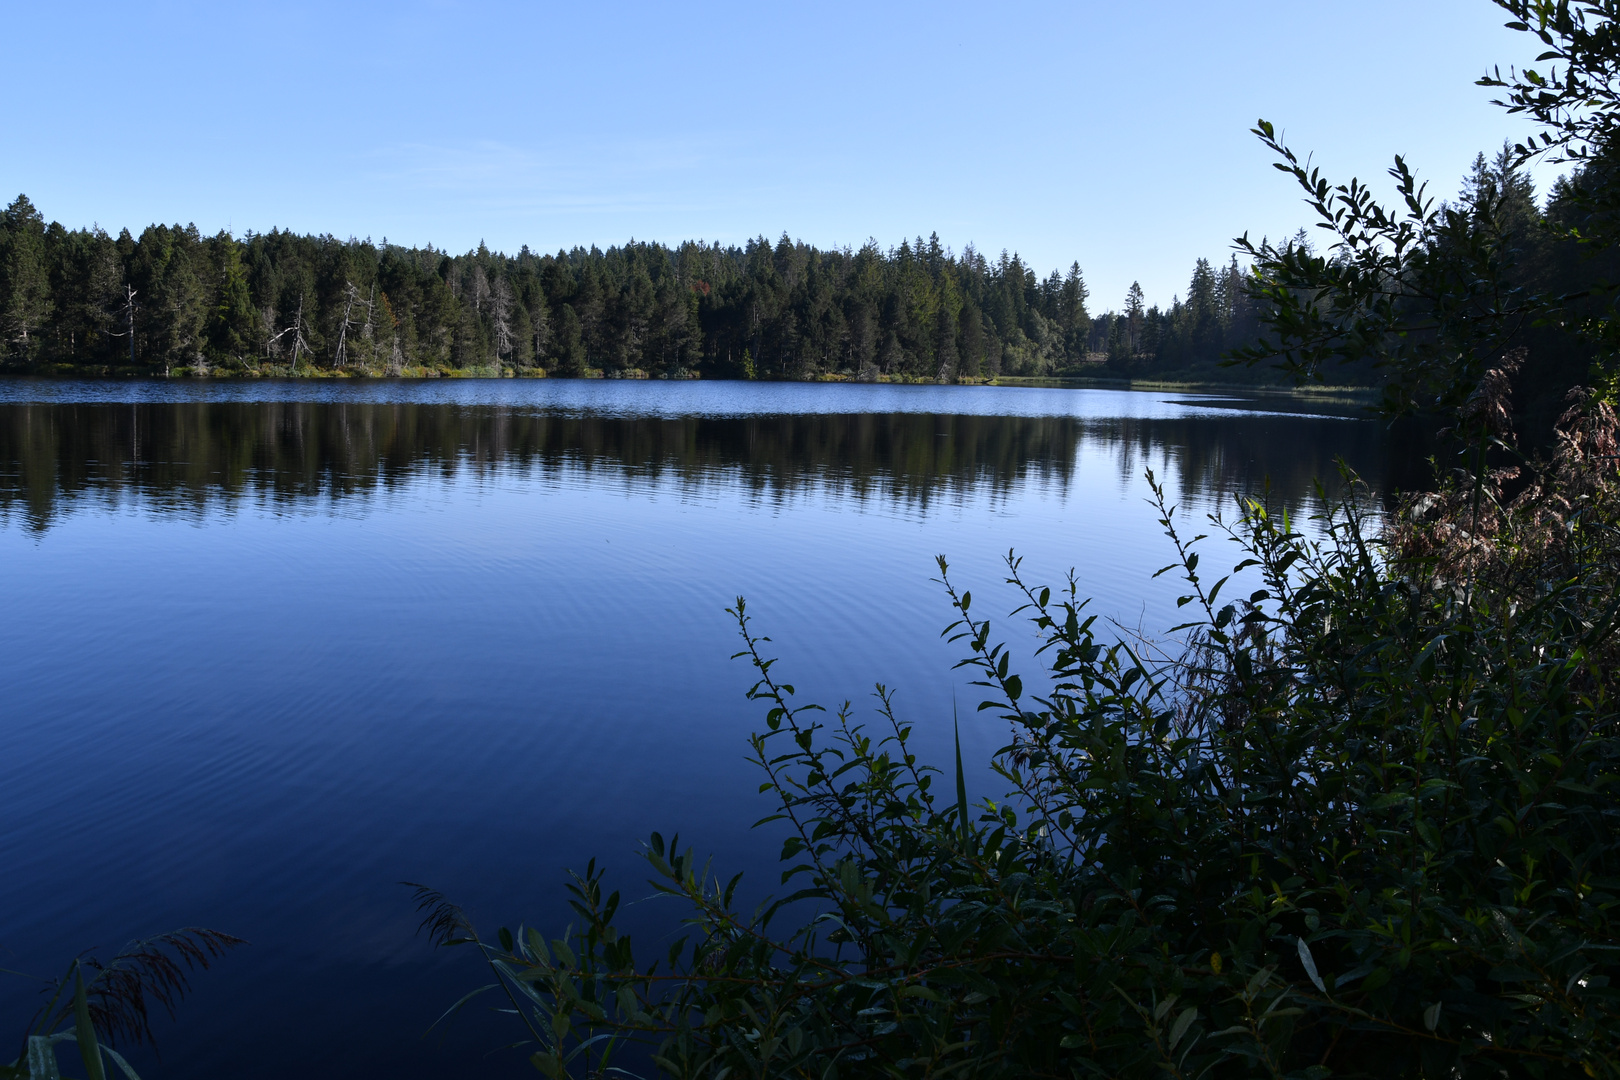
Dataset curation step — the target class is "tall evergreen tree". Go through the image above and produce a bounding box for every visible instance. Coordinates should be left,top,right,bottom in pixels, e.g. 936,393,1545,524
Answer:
0,195,52,359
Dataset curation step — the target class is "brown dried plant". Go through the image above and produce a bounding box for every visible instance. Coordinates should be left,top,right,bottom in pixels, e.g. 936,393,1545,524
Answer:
1392,352,1620,604
75,929,245,1049
19,928,244,1052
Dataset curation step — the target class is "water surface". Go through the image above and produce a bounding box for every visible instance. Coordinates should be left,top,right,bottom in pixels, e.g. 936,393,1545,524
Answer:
0,380,1397,1078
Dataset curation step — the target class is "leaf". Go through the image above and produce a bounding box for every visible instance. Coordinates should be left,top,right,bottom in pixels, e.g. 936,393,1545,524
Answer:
26,1037,60,1080
954,707,971,843
1168,1006,1198,1049
98,1048,142,1080
1423,1001,1442,1031
1297,938,1325,993
430,984,499,1032
73,966,106,1080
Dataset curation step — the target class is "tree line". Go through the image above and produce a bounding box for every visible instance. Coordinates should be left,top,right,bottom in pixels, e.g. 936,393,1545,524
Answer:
1111,142,1620,420
2,141,1604,402
0,197,1281,382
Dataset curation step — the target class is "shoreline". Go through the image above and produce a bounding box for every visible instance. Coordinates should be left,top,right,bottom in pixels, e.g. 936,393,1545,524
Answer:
0,367,1380,400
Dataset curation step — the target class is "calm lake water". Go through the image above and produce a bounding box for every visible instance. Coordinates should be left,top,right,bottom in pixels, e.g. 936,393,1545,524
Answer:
0,379,1404,1078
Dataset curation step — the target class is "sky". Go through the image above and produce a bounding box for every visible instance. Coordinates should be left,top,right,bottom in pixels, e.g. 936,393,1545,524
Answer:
0,0,1554,311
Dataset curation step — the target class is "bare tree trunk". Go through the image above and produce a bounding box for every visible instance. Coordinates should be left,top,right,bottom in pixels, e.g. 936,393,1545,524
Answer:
334,283,356,368
492,277,514,373
289,295,311,373
361,282,376,368
387,333,404,376
108,284,138,366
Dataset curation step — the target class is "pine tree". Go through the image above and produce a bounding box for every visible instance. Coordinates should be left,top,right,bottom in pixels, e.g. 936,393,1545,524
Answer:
1186,258,1219,363
131,224,208,374
531,296,551,368
208,233,260,366
553,304,585,374
1125,282,1146,355
935,303,958,382
0,195,53,359
491,276,515,370
1105,312,1131,372
0,198,1288,383
1059,261,1091,363
958,301,985,379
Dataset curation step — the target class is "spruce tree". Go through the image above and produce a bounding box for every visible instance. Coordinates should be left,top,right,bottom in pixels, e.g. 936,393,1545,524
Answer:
0,195,53,360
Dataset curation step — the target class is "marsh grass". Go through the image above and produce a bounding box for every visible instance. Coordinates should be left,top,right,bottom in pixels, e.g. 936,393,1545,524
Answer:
3,929,242,1080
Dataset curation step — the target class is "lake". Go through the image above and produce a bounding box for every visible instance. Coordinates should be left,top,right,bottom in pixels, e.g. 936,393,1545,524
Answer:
0,379,1405,1078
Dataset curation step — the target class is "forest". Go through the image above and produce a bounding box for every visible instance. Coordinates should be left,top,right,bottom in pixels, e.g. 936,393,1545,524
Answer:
1,135,1610,405
0,193,1270,383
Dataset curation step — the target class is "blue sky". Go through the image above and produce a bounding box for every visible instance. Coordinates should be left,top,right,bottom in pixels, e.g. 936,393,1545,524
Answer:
1,0,1548,311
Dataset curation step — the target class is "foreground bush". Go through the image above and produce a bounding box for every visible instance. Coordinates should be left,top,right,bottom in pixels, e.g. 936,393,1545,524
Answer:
415,4,1620,1074
415,382,1620,1077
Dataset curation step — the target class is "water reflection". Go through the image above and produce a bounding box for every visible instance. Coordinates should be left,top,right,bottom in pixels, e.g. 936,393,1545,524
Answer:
0,387,1417,1080
0,402,1405,531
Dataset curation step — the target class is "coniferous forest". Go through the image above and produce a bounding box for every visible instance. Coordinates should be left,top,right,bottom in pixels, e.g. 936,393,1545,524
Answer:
1,144,1610,409
0,195,1273,383
0,153,1612,458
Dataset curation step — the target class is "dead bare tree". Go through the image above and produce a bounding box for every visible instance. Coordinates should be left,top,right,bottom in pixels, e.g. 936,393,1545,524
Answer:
266,324,293,360
491,276,514,371
105,284,138,366
360,282,377,366
330,281,357,368
284,294,313,373
333,288,354,368
329,280,379,369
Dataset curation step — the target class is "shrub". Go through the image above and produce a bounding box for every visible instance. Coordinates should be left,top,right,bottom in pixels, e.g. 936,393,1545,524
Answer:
415,4,1620,1074
415,393,1620,1076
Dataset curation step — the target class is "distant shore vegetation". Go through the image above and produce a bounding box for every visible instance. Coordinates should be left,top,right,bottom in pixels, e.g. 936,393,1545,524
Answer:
0,199,1272,385
0,138,1609,433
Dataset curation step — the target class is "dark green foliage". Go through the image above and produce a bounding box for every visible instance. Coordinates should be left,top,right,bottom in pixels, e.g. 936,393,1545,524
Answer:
0,207,1281,381
0,196,52,360
1231,1,1620,436
0,217,1085,378
1232,123,1549,421
417,447,1620,1077
1099,257,1264,381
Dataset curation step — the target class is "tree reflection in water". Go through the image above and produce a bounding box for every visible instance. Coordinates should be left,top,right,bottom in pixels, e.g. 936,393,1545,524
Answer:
0,402,1415,533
